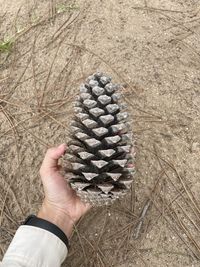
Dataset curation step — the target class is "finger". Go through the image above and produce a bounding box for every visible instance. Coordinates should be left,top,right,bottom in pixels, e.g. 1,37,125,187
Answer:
40,144,67,174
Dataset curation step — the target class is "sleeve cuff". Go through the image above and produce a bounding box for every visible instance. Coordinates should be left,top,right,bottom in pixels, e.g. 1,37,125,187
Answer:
2,225,68,267
24,215,69,249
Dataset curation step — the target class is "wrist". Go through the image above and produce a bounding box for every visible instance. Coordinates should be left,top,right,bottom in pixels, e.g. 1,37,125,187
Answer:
37,202,74,239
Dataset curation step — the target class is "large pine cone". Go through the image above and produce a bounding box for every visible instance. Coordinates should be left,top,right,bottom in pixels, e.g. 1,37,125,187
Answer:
65,72,135,206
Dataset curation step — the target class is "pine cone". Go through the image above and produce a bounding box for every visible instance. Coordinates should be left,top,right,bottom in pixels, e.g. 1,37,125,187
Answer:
65,72,135,206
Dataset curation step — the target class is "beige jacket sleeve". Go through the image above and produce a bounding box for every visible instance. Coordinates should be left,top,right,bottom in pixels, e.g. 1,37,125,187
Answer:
0,225,68,267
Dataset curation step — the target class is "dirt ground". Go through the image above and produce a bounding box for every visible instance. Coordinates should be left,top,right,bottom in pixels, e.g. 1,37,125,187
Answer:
1,0,200,266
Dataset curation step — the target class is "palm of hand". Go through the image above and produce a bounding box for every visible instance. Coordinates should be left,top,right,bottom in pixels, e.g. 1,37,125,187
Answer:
44,168,90,222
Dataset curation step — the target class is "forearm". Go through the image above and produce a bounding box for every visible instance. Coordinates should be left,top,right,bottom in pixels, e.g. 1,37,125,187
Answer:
38,201,75,239
0,142,90,267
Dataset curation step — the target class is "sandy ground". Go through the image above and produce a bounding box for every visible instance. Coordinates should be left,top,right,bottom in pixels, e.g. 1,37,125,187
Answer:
1,0,200,266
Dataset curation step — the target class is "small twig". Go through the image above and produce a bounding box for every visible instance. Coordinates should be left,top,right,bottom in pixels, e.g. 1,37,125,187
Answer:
133,169,165,239
134,199,151,239
132,5,187,14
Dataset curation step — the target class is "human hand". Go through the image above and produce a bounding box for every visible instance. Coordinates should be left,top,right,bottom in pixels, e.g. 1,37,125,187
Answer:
38,144,91,238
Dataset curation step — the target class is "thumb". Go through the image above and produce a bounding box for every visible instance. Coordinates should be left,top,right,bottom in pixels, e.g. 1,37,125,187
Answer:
40,144,67,175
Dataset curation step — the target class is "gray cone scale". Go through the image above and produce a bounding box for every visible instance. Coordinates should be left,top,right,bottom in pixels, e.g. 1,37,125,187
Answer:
65,72,135,206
